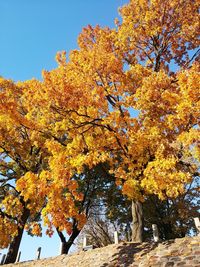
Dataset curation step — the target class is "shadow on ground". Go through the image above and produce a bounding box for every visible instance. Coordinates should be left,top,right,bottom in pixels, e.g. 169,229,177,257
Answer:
100,241,165,267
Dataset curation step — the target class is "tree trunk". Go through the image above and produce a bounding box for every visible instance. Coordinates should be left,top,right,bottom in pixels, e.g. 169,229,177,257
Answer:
162,222,175,240
131,200,143,242
4,208,30,264
57,226,81,254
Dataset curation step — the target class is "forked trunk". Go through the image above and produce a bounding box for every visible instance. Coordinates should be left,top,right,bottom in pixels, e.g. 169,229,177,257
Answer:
4,208,30,264
131,200,143,242
57,226,81,254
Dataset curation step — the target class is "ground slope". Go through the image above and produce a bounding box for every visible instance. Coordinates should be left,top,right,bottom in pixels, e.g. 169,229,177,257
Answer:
4,236,200,267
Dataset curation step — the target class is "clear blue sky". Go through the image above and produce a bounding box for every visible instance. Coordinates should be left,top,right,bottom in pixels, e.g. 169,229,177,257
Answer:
0,0,128,262
0,0,127,82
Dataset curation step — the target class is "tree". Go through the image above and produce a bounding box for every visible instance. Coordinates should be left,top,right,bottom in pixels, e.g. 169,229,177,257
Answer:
0,77,89,261
49,162,131,254
19,0,199,242
0,78,48,263
0,78,115,257
76,187,132,249
78,177,199,246
76,165,134,249
143,185,200,240
55,164,114,254
77,215,115,249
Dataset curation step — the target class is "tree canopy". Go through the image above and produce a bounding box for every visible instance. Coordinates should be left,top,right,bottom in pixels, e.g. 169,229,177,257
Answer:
0,0,199,262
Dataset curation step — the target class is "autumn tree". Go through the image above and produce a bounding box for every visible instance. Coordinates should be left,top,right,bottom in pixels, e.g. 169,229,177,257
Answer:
56,164,117,254
19,0,199,243
0,77,89,261
0,77,49,263
0,78,112,258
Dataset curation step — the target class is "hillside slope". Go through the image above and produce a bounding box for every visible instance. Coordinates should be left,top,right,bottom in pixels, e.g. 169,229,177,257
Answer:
3,236,200,267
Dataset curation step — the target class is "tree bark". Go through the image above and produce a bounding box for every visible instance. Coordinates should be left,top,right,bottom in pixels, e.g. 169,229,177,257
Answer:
57,225,81,254
4,208,30,264
131,200,143,242
162,222,175,240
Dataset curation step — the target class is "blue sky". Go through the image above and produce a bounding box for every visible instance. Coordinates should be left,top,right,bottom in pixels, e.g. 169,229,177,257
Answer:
0,0,128,262
0,0,127,82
